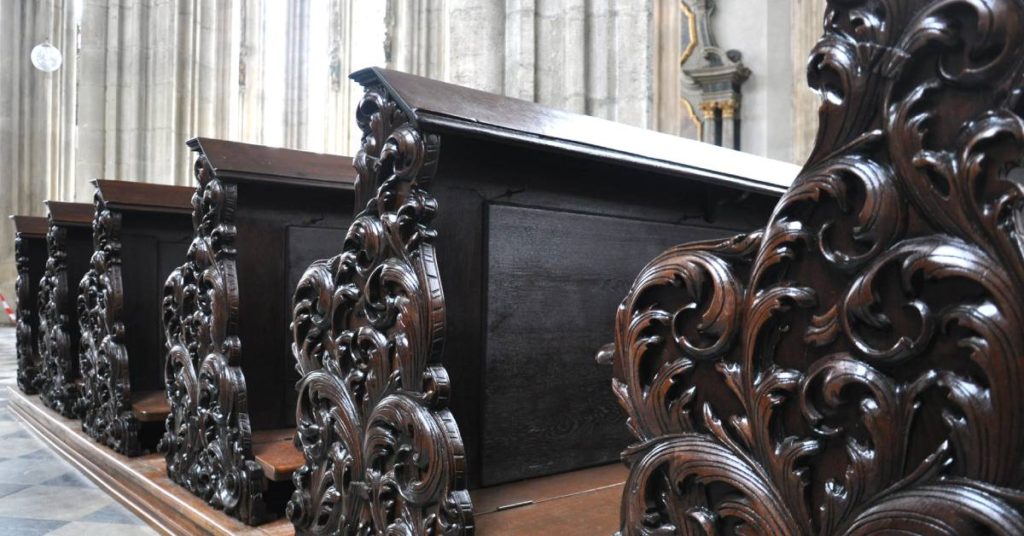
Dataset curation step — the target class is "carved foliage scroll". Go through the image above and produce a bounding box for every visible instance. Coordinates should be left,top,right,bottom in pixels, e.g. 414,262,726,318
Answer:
160,152,266,525
38,218,81,418
611,0,1024,534
75,193,141,456
15,234,41,394
286,85,473,535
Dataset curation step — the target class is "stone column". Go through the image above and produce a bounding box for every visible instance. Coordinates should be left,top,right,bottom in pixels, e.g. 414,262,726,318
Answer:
700,101,719,145
720,99,736,149
791,0,826,164
386,0,657,128
0,0,73,311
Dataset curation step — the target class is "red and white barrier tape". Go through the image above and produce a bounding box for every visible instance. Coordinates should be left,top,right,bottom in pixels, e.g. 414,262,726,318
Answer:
0,293,14,323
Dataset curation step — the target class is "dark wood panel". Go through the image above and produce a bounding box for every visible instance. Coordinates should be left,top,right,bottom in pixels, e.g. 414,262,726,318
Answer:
11,215,48,237
93,179,193,214
353,67,799,196
233,191,352,431
46,201,95,225
121,233,161,392
191,137,357,190
482,204,733,484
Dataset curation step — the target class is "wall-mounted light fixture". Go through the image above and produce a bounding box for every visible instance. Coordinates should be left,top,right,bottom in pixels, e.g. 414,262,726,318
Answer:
31,40,63,72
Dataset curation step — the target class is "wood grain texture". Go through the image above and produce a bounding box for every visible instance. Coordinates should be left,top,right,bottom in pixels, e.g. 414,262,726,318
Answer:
93,179,194,214
483,205,734,483
190,137,357,190
608,0,1024,534
11,215,49,237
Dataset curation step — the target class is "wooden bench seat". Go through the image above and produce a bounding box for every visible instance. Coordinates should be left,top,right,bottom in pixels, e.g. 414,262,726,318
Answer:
130,391,170,423
251,429,303,482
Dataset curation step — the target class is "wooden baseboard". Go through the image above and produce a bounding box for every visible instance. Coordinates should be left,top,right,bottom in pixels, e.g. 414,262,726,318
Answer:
8,385,626,535
7,386,292,536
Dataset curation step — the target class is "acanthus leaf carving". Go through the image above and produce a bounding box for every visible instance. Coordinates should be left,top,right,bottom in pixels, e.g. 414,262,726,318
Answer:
287,84,473,535
610,0,1024,534
159,149,267,525
38,217,81,419
15,233,42,394
75,192,141,455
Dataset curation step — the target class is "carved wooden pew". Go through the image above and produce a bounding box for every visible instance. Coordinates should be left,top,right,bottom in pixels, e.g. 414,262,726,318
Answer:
11,215,48,393
161,138,356,524
37,201,95,418
75,180,194,456
285,67,800,534
607,0,1024,534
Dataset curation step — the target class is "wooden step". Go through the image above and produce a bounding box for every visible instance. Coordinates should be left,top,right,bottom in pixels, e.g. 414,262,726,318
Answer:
130,390,170,423
252,429,303,482
472,463,626,535
8,386,292,535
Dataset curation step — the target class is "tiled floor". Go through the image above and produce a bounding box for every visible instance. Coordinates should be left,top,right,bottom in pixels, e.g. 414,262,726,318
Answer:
0,326,156,535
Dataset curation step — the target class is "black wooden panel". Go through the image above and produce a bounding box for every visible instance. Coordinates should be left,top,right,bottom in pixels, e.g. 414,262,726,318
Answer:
284,224,350,419
481,204,734,485
66,227,95,381
121,233,161,391
22,237,47,339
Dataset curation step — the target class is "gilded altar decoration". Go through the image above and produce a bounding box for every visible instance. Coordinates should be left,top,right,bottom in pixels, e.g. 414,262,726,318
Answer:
609,0,1024,534
286,85,474,534
160,146,267,525
76,193,141,455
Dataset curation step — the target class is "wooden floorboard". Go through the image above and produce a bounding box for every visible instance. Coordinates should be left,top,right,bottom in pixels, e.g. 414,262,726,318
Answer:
7,385,293,536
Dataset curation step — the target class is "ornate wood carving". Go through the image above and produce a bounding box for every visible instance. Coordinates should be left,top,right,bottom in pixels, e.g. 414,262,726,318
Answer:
38,217,81,418
609,0,1024,534
15,233,42,394
286,85,473,534
160,149,267,525
75,192,141,455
